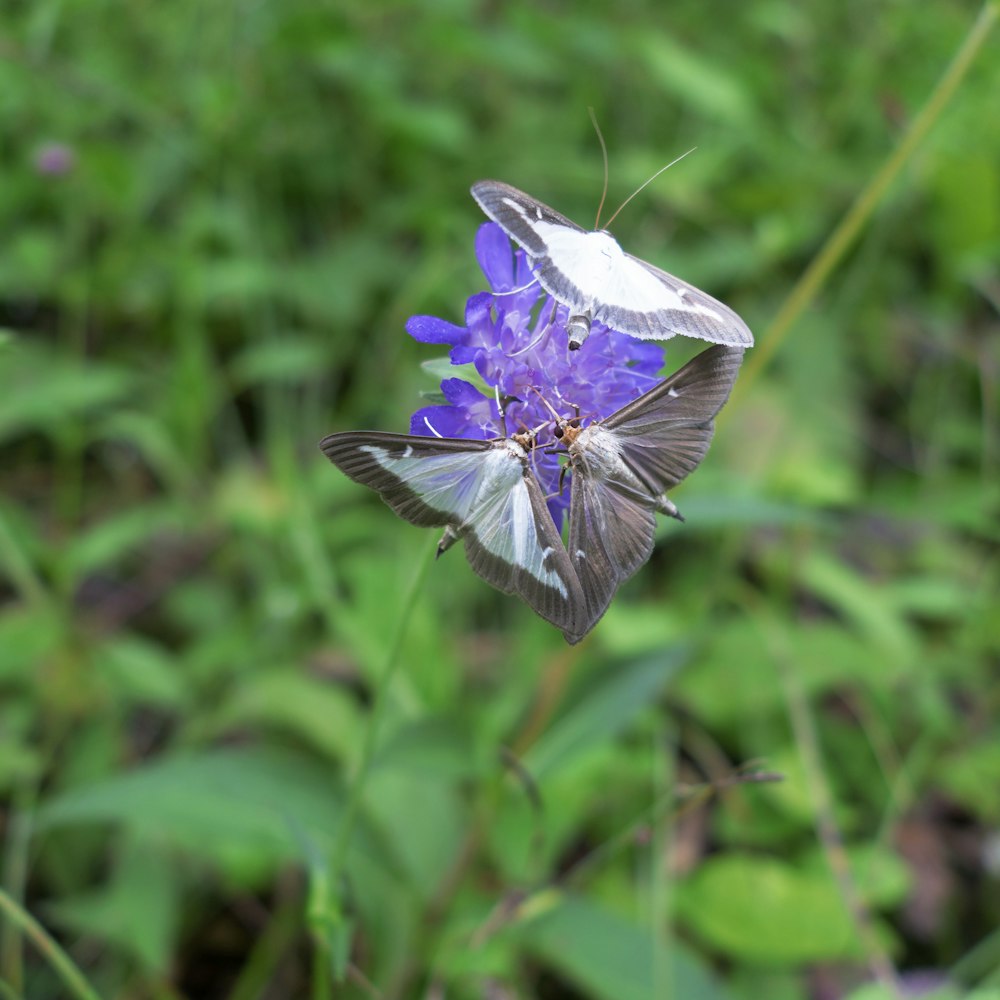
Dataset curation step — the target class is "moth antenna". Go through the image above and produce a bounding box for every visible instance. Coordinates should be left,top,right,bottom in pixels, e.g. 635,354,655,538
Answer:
509,322,551,358
602,147,697,231
493,275,540,297
423,416,444,439
528,385,564,424
589,107,610,230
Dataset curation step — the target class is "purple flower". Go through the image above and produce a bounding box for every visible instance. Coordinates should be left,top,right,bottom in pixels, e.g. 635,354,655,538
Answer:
33,142,76,177
408,222,665,528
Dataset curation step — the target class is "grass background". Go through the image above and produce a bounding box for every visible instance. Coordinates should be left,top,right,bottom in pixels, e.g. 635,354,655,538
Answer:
1,1,999,998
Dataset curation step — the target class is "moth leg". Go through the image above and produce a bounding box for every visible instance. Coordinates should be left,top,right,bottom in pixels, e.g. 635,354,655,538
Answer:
656,495,685,522
436,525,461,558
558,462,573,497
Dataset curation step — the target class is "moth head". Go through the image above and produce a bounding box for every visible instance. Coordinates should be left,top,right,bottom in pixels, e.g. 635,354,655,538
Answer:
554,416,583,446
511,425,539,451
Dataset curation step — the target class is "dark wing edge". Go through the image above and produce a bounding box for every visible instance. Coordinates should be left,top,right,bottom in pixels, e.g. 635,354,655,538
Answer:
566,470,658,643
600,345,744,494
319,431,492,528
625,254,755,347
605,345,745,432
470,180,586,259
462,468,588,643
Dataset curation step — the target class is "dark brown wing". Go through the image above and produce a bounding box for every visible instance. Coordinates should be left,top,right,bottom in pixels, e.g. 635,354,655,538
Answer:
602,345,744,494
565,469,658,640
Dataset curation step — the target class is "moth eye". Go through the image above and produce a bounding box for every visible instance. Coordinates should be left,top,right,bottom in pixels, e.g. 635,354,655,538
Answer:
554,426,564,439
570,418,581,428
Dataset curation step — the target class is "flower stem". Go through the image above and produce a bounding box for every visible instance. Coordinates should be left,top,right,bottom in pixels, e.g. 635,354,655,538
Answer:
317,536,437,981
0,888,102,1000
733,0,999,401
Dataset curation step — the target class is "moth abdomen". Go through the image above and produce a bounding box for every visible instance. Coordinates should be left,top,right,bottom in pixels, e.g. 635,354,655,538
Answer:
566,313,592,351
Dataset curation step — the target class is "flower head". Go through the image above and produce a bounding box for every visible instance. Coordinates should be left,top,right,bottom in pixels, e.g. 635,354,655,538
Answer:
408,222,665,527
33,142,76,177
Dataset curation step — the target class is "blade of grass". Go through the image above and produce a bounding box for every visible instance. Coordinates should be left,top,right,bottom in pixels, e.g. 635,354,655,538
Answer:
0,786,37,993
0,889,102,1000
318,535,437,990
731,0,999,404
743,583,902,998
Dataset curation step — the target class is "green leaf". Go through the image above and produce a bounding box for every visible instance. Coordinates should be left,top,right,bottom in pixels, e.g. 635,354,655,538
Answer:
521,893,732,1000
36,746,384,883
844,985,960,1000
936,739,1000,822
525,650,686,779
803,844,912,910
799,550,918,663
0,347,133,443
420,356,493,396
364,768,465,901
215,671,361,763
374,716,483,779
0,605,66,682
633,35,756,126
45,839,181,973
64,500,185,578
96,635,188,709
676,854,864,963
229,335,331,386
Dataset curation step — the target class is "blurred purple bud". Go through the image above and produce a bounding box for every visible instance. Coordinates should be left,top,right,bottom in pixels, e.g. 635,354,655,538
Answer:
34,142,76,177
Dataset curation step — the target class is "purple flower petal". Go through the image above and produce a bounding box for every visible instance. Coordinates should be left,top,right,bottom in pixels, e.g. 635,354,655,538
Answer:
409,404,467,438
476,223,517,290
408,228,666,507
440,377,489,407
406,315,466,345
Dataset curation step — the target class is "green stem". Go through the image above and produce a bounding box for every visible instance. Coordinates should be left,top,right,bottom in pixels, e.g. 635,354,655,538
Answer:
0,785,38,992
776,640,902,995
0,889,102,1000
0,977,22,999
734,0,999,401
317,537,438,979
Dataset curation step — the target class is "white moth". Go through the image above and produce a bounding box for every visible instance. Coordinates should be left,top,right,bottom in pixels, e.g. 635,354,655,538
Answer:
472,179,754,351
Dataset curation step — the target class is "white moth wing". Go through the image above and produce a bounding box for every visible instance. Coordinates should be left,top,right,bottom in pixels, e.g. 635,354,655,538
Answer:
471,180,585,259
320,431,586,640
321,432,494,527
471,179,754,348
455,445,565,593
620,254,754,346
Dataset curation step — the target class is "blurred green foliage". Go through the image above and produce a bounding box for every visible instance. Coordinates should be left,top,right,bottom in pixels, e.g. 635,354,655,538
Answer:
1,0,999,998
